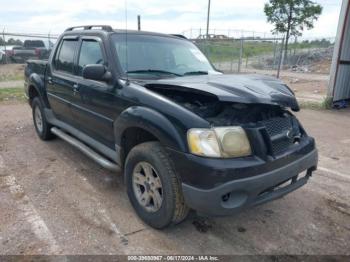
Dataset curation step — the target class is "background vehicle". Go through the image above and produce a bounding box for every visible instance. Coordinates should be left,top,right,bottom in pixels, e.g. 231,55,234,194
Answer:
24,25,318,229
11,40,50,62
0,49,4,63
0,45,21,63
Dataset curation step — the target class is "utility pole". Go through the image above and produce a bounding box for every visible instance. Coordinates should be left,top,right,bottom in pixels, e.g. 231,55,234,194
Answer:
206,0,211,39
238,39,243,73
48,31,51,51
2,28,7,64
137,15,141,31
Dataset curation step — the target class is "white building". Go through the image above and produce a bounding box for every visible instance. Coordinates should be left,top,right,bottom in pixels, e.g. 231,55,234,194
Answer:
328,0,350,102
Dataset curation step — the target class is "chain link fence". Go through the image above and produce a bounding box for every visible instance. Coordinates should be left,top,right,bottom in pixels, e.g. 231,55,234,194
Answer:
0,28,335,78
185,28,335,77
194,37,285,77
0,31,58,64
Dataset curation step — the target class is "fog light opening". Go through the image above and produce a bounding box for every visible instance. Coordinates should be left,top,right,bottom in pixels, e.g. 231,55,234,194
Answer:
221,191,248,208
293,137,300,144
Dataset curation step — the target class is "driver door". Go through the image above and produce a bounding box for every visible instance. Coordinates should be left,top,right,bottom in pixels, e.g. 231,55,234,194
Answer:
71,37,117,148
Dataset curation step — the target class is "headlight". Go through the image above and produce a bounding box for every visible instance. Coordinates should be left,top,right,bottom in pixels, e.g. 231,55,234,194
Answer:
214,127,251,157
187,129,221,157
187,127,251,158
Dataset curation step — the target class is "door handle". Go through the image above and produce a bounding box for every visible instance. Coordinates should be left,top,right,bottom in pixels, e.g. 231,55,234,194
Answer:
47,77,53,84
73,83,80,92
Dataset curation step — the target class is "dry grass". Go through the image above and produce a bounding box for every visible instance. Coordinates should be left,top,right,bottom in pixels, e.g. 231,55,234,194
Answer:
0,64,25,82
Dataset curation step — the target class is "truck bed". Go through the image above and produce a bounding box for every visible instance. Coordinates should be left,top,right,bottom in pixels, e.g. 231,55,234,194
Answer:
24,60,48,100
25,59,48,79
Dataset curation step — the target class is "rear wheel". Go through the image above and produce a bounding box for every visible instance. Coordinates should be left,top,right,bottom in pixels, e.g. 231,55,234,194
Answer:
125,142,189,228
32,97,55,140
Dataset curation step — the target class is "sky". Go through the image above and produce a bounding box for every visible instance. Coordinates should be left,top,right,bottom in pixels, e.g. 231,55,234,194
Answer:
0,0,343,39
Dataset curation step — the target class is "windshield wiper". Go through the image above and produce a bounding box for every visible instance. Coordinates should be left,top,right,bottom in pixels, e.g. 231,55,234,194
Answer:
183,71,208,76
126,69,181,76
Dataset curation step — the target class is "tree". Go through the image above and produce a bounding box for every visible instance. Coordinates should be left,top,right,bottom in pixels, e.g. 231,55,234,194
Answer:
7,38,23,46
264,0,322,63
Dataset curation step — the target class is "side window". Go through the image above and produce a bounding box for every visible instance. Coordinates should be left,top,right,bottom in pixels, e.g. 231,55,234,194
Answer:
55,39,77,74
78,40,104,76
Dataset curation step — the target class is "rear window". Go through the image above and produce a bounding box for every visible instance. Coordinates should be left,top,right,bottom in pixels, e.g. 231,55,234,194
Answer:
55,39,78,74
24,40,45,48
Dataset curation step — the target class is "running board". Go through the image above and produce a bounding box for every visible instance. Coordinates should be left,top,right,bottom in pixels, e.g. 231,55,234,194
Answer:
51,127,121,172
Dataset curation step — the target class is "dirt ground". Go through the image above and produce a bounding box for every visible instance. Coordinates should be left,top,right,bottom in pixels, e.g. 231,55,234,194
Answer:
0,101,349,256
0,64,24,79
284,77,327,103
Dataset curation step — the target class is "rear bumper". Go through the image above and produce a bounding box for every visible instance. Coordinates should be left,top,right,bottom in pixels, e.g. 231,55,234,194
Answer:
181,149,318,216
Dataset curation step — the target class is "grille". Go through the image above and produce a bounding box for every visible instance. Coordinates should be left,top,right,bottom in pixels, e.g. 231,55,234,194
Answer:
271,138,293,155
263,117,292,137
260,116,298,155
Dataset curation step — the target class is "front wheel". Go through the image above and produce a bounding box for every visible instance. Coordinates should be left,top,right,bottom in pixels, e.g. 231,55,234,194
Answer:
125,142,189,229
32,97,55,140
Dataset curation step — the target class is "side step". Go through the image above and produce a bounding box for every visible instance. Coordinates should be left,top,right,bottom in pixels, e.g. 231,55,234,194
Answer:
51,127,121,172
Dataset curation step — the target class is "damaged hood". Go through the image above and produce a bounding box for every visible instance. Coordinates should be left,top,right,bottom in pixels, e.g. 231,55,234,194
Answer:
142,74,299,111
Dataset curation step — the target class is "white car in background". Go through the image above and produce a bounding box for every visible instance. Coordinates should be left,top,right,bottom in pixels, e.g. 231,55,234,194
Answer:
0,45,23,63
0,48,4,63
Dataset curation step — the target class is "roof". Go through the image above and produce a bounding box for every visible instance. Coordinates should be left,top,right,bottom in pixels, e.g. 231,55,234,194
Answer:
62,25,186,40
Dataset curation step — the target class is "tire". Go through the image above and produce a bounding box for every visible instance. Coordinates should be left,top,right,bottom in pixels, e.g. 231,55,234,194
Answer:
32,97,55,140
125,142,189,229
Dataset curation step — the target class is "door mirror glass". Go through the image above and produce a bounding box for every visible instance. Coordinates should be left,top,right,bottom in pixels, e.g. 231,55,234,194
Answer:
82,64,111,82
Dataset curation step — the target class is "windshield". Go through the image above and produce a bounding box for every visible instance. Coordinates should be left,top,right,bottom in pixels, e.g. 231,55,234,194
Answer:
111,34,216,77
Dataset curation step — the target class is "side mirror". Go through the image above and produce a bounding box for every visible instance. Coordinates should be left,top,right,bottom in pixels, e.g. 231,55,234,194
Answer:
82,64,112,82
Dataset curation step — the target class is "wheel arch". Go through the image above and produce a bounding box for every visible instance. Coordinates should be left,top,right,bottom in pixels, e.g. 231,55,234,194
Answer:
28,84,40,106
27,73,50,108
114,106,187,166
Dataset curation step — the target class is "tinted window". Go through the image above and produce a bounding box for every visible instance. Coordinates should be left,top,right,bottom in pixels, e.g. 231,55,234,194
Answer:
78,40,104,76
55,40,77,74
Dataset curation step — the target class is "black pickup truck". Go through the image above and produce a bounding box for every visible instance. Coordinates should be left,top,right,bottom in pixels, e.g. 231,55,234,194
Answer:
24,25,318,229
12,40,50,62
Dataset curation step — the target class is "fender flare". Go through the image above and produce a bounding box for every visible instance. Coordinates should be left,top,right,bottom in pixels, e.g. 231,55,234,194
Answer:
28,73,50,108
114,106,187,155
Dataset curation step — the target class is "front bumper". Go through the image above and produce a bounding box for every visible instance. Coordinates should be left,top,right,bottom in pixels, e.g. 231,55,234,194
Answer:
169,145,318,216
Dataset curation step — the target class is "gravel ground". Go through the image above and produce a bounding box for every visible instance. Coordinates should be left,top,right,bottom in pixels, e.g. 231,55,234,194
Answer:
0,102,349,256
0,64,24,81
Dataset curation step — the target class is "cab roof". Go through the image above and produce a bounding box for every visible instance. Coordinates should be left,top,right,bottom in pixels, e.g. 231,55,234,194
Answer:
63,25,186,40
